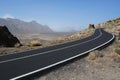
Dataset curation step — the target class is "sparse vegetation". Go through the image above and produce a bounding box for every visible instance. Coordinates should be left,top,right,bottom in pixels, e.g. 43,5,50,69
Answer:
86,50,103,61
107,20,112,23
115,48,120,55
106,53,120,59
118,32,120,40
50,28,94,45
83,17,120,80
26,40,42,47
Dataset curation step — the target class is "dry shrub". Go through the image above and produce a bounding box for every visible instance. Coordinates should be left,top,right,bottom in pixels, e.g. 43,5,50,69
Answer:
26,40,42,47
105,53,120,59
56,29,94,44
118,32,120,40
48,28,94,46
86,50,103,61
56,37,65,43
115,48,120,55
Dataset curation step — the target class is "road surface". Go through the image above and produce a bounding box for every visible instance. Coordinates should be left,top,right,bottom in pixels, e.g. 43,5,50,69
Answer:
0,28,115,80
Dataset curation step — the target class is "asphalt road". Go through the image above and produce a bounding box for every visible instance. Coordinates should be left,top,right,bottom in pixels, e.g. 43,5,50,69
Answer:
0,28,115,80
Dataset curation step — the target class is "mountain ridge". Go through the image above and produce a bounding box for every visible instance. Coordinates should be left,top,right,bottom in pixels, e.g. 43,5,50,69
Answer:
0,18,53,34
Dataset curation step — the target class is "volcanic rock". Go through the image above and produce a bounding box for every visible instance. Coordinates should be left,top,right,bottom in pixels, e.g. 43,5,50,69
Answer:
89,24,95,29
0,25,21,47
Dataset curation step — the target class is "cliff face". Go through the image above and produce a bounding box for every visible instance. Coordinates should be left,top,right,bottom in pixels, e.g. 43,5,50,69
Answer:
0,25,21,47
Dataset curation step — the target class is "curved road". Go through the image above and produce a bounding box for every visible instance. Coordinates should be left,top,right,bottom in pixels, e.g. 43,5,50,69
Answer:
0,28,115,80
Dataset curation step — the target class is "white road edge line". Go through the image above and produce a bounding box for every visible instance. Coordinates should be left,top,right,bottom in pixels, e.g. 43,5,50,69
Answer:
0,29,102,64
10,30,115,80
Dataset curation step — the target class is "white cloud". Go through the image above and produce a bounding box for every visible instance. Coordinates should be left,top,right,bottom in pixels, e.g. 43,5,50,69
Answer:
1,14,15,19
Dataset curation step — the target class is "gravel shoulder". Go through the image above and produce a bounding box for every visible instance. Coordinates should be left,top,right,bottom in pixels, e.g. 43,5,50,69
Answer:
33,53,120,80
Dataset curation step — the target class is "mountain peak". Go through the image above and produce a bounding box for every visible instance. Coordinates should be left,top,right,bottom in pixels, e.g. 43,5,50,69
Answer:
30,20,37,23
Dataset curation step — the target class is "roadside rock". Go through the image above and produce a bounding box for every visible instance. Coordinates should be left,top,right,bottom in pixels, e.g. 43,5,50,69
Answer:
0,25,21,47
89,24,95,29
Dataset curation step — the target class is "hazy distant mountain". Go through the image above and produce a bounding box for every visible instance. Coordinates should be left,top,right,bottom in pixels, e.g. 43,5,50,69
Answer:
0,18,53,34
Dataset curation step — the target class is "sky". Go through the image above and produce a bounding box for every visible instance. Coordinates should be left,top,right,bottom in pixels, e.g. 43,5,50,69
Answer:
0,0,120,32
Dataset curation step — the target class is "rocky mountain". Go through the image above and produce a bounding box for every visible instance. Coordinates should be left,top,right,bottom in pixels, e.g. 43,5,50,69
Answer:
0,18,53,34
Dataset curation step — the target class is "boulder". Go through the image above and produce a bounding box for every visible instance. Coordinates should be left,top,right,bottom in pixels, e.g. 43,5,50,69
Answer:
0,25,22,47
89,24,95,29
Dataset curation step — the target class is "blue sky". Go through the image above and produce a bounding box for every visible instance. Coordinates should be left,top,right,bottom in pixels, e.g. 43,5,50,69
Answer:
0,0,120,32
